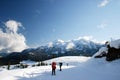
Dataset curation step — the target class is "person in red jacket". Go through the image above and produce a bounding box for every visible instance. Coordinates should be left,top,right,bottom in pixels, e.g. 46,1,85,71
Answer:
52,62,56,75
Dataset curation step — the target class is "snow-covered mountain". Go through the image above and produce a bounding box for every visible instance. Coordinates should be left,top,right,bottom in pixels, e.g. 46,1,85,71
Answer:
0,38,104,65
47,38,102,50
36,38,104,56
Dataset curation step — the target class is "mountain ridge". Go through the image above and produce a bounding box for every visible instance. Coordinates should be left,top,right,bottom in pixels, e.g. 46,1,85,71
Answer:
0,38,104,65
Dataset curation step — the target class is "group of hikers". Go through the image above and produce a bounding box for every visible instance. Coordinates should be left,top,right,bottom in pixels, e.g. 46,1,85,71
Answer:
51,62,63,75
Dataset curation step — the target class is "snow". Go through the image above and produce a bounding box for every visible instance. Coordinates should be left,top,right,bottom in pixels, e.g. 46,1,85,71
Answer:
0,56,120,80
66,42,75,50
48,42,53,48
92,47,108,57
93,39,120,58
44,56,90,66
110,39,120,49
20,60,36,65
45,37,103,53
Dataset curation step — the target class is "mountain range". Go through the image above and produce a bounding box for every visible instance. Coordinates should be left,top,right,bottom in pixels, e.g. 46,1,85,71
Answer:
0,38,104,65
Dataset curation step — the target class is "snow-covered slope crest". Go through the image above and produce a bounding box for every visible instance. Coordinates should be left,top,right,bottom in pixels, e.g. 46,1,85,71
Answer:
92,47,108,57
44,56,91,65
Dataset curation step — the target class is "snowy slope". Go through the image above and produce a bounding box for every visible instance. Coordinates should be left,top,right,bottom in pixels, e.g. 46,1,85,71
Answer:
0,56,120,80
44,56,90,65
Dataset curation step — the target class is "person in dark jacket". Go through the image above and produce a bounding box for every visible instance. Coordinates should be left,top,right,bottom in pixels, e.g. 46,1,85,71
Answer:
59,62,63,71
52,62,56,75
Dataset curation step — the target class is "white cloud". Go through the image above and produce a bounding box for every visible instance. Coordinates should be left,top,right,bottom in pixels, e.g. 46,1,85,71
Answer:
76,36,105,44
97,22,107,29
77,36,93,41
98,0,109,7
5,20,22,33
0,20,28,53
57,39,64,43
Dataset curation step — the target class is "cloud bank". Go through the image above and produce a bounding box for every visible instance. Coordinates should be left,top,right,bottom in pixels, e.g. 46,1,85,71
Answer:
0,20,28,53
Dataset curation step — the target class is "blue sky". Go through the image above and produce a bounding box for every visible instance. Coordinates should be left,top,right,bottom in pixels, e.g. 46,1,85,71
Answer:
0,0,120,48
